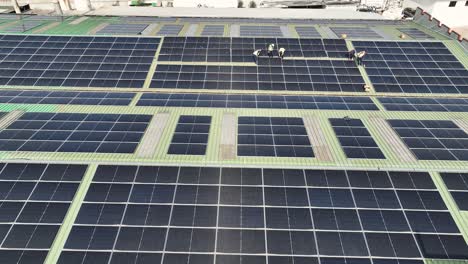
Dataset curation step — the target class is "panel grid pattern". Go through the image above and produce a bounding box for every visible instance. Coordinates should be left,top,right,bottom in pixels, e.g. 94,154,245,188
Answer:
352,41,468,94
237,116,314,157
151,60,365,91
201,25,225,36
0,90,135,106
0,163,87,264
168,115,211,155
0,112,152,153
330,118,386,159
58,166,468,264
388,119,468,161
158,37,348,63
398,28,434,39
295,26,321,38
137,93,379,110
0,35,159,88
156,24,183,36
440,172,468,210
96,24,149,35
378,97,468,112
239,25,283,37
330,27,383,39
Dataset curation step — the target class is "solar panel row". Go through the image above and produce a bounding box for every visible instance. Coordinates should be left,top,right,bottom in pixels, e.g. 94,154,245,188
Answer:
331,27,383,39
168,115,211,155
0,90,135,106
0,163,87,264
398,28,434,39
151,60,365,91
239,25,283,37
56,166,468,264
158,37,348,63
379,97,468,112
201,25,225,36
353,41,468,94
295,26,321,38
0,113,152,153
0,35,159,88
440,172,468,210
136,93,379,110
96,23,149,35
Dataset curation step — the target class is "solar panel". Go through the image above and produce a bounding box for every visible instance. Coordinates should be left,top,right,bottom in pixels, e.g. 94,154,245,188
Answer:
168,115,211,155
0,113,152,153
398,28,434,39
0,35,159,88
352,41,468,94
158,37,348,63
57,165,468,264
2,21,44,33
0,163,87,264
96,23,149,35
295,26,321,38
440,172,468,210
330,118,386,159
201,25,225,36
137,93,379,110
388,119,468,161
151,60,364,91
0,90,135,106
378,97,468,112
178,17,404,25
240,25,283,37
330,27,383,39
237,116,314,157
156,24,183,36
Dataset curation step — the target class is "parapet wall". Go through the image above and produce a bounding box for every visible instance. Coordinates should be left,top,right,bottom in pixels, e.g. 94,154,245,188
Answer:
413,7,468,51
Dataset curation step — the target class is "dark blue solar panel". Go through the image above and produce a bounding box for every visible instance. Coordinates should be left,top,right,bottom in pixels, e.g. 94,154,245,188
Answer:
378,97,468,112
330,118,386,159
137,93,378,110
440,172,468,210
237,117,314,157
58,166,468,264
352,41,468,94
0,163,86,263
388,119,468,161
0,35,159,88
0,112,152,153
168,115,211,155
0,90,135,106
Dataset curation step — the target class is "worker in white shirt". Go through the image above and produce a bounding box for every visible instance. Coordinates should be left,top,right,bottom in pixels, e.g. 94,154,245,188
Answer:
252,49,261,63
278,47,286,60
356,51,366,66
267,44,275,58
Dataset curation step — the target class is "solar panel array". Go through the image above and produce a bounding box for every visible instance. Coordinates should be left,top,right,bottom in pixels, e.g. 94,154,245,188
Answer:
2,21,44,33
240,25,283,37
379,97,468,112
177,17,404,25
96,23,148,35
156,24,183,36
0,113,152,153
353,41,468,94
151,60,365,91
0,90,135,106
398,28,434,39
168,115,211,155
330,27,383,39
158,37,348,62
201,25,225,36
0,35,159,88
330,118,386,159
136,93,379,110
119,16,177,23
55,166,468,264
295,26,321,38
237,116,314,157
440,172,468,210
388,119,468,161
0,163,87,264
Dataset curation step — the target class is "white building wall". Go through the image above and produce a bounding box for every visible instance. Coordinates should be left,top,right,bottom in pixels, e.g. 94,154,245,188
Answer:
404,0,468,27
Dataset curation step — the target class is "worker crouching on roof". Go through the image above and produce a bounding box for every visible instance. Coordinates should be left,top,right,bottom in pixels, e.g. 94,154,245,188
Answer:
356,51,366,66
252,49,261,64
267,44,275,58
348,49,356,60
279,47,285,60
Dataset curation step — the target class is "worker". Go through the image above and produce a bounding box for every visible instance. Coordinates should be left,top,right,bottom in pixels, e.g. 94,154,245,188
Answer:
267,44,275,58
348,49,356,60
252,49,261,63
278,47,285,59
356,51,366,66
